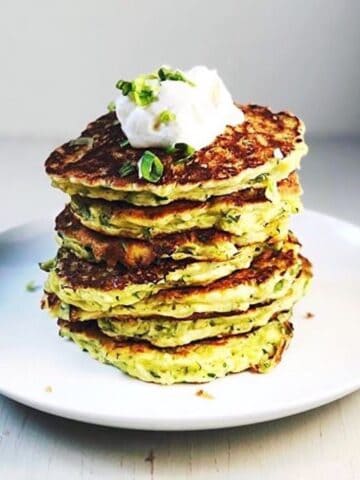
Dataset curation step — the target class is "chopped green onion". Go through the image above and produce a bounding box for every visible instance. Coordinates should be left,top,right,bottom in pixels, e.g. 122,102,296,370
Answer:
165,142,195,156
133,79,158,106
142,226,152,239
39,258,56,272
99,212,111,226
118,160,136,178
69,137,94,148
252,173,269,183
25,281,40,292
75,203,91,221
158,67,195,86
154,110,176,129
138,151,164,183
59,302,70,320
115,68,194,108
115,80,132,96
116,77,158,107
165,142,195,163
107,100,116,112
225,213,240,223
119,139,130,148
274,279,285,292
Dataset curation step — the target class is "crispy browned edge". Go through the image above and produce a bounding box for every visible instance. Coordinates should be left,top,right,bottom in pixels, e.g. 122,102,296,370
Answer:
56,206,256,268
45,104,305,188
71,171,301,223
49,237,298,291
43,255,311,321
57,317,293,357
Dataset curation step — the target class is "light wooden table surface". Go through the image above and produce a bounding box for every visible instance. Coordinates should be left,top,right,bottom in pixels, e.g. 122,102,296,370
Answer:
0,137,359,480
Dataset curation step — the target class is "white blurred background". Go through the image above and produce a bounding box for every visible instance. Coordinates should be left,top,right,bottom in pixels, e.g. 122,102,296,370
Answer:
0,0,359,229
1,0,359,138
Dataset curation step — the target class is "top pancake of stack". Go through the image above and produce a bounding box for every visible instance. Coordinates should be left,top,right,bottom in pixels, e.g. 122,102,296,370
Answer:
45,105,307,206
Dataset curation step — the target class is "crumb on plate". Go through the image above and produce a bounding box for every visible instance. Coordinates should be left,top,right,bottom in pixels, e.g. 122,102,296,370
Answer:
25,281,40,292
196,389,214,400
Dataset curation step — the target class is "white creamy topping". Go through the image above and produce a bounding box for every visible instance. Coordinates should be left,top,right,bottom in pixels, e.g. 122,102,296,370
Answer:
273,148,284,159
115,66,244,150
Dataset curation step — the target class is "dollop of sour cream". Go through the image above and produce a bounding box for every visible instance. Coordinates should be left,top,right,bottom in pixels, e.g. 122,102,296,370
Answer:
115,66,244,150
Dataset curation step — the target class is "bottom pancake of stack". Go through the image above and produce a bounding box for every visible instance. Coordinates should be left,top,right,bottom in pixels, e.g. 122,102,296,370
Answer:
59,316,293,384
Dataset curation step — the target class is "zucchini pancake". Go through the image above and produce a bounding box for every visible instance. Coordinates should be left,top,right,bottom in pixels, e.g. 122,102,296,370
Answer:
45,257,311,348
69,172,301,239
41,65,312,384
55,206,288,268
58,317,293,384
45,104,307,207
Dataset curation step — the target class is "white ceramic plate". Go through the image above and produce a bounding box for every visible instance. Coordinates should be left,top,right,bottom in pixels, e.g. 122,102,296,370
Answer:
0,210,359,431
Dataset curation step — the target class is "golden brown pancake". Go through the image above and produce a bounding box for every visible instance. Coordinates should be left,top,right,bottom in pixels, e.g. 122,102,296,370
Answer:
56,205,295,268
45,105,307,206
43,242,303,316
56,206,277,268
43,255,312,323
70,172,302,239
58,316,294,384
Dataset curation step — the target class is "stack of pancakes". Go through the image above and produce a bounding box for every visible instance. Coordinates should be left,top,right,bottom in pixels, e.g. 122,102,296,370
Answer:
41,104,312,384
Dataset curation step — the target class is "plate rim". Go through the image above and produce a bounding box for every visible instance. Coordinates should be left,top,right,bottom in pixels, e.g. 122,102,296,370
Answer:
0,376,359,431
